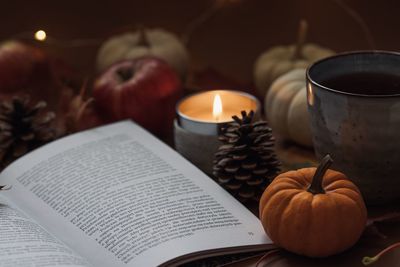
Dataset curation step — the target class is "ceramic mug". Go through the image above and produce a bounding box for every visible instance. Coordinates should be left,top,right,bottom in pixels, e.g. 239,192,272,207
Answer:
306,51,400,205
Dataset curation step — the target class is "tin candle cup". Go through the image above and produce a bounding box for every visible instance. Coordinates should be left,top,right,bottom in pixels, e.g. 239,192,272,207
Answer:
174,90,260,175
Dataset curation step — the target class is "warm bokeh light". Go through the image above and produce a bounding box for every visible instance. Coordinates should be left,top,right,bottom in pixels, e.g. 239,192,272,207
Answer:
212,94,223,120
34,30,47,41
307,84,314,106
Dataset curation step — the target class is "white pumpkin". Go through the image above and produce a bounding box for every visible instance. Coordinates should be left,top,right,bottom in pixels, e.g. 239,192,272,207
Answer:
265,68,313,147
254,20,334,97
97,28,189,78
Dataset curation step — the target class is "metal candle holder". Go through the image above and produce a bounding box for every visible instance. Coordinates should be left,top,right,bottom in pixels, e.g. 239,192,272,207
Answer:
174,90,260,175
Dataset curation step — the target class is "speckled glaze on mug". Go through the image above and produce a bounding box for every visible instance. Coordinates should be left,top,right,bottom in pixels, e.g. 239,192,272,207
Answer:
307,51,400,204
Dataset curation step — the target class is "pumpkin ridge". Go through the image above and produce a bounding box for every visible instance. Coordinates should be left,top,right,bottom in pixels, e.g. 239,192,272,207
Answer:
333,196,360,256
274,170,298,179
120,33,137,55
329,195,351,253
323,179,346,190
321,171,352,187
321,171,343,182
330,191,362,216
270,70,303,91
283,82,306,122
268,181,299,194
279,170,312,187
268,91,295,137
269,47,289,59
279,191,313,252
329,190,367,216
298,192,314,252
298,168,316,187
324,179,361,193
269,189,304,245
259,180,302,213
270,61,296,83
330,193,366,252
307,195,340,256
326,187,361,198
334,194,366,225
261,189,302,242
298,168,316,182
261,188,302,219
274,177,306,188
97,34,134,70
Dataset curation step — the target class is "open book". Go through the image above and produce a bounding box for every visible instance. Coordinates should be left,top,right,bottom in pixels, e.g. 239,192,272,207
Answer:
0,120,273,267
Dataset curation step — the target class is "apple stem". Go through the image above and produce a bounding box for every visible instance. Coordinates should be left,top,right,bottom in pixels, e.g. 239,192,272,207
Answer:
116,68,134,82
291,19,308,60
307,154,333,194
137,26,150,47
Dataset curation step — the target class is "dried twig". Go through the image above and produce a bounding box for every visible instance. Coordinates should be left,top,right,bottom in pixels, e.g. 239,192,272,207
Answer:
182,0,242,46
330,0,375,49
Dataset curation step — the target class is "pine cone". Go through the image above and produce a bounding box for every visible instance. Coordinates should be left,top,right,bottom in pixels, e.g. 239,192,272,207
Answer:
0,96,56,170
213,110,280,203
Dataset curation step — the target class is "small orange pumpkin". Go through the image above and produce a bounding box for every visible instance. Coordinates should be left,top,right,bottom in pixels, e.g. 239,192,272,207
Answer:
259,155,367,258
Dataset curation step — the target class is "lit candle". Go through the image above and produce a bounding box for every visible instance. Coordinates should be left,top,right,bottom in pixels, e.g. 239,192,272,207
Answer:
177,90,260,135
174,90,260,174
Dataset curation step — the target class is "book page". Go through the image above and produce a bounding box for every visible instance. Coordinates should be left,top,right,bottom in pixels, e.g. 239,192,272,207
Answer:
0,200,90,267
0,121,271,267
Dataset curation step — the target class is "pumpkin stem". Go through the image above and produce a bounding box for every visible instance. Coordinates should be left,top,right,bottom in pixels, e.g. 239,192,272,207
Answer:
291,19,308,60
137,26,150,47
362,242,400,265
307,154,333,194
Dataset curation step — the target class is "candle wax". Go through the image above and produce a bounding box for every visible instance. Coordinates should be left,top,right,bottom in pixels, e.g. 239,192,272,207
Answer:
184,108,252,122
178,90,258,123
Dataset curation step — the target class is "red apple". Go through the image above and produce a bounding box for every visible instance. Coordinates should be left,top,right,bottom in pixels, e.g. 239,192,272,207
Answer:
0,40,51,93
0,40,82,114
93,57,182,137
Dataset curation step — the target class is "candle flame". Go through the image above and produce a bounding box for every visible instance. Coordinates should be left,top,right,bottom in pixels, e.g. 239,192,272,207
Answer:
34,30,47,41
213,94,223,120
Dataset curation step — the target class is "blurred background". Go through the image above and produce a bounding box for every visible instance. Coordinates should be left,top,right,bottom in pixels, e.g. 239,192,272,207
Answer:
1,0,398,84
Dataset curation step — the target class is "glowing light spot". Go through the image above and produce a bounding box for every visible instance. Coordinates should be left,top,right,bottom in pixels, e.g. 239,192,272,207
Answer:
34,30,47,41
307,84,314,106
